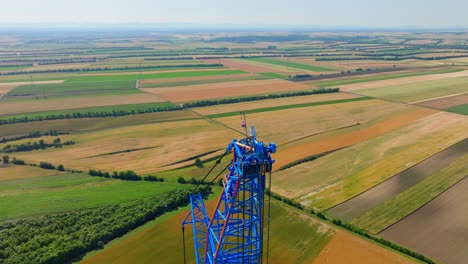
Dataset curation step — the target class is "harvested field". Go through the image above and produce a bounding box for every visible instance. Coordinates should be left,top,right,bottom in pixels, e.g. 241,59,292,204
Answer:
216,98,407,145
273,108,435,170
312,230,415,264
380,176,468,264
273,112,466,209
328,138,468,221
139,72,256,86
0,93,166,115
194,92,362,116
356,76,468,103
0,110,200,138
141,79,314,103
0,164,60,181
338,69,468,91
12,119,240,174
204,58,279,73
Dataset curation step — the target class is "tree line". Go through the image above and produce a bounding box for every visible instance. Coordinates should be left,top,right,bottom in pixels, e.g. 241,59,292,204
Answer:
183,88,340,108
0,186,211,264
0,105,183,126
1,130,67,144
1,138,75,153
2,155,66,172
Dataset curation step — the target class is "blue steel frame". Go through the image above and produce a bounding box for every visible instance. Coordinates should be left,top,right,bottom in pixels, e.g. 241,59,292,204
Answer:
183,135,276,264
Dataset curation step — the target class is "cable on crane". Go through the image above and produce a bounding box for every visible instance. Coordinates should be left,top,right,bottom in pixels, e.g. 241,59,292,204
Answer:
191,150,228,193
266,171,272,264
182,226,187,264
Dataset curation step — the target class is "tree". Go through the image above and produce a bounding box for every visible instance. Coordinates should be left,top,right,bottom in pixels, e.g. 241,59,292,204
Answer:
177,176,187,184
57,164,65,171
53,138,61,144
2,155,9,164
195,158,203,168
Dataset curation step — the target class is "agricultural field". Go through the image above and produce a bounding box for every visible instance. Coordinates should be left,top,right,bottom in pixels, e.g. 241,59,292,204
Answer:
0,171,187,221
353,75,468,103
80,199,416,264
380,173,468,264
7,118,240,174
141,79,314,102
244,57,337,72
328,139,468,221
0,93,166,115
1,30,468,264
273,112,467,210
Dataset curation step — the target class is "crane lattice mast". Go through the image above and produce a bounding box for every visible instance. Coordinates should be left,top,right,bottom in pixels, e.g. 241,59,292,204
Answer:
182,125,276,264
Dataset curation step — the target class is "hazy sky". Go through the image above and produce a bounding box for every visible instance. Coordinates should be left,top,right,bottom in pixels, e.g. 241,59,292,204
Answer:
1,0,466,28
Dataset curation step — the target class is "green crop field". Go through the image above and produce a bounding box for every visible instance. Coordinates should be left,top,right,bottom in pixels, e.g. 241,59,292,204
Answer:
7,80,139,101
446,103,468,115
356,76,468,103
316,68,463,87
207,97,371,118
0,102,176,121
66,70,246,83
258,72,289,79
0,65,29,71
246,57,335,72
352,154,468,234
0,172,187,221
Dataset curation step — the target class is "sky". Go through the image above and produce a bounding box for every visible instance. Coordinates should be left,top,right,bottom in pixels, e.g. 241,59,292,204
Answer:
0,0,467,29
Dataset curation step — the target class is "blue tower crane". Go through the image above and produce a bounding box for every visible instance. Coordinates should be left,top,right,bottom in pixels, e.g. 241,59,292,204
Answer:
182,125,276,264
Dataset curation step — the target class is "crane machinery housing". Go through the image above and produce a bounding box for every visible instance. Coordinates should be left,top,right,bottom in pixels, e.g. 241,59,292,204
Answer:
182,124,276,264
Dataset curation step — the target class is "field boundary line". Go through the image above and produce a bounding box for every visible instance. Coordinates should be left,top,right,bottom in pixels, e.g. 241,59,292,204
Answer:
325,138,468,213
278,123,360,147
344,89,468,118
376,174,468,235
410,91,468,104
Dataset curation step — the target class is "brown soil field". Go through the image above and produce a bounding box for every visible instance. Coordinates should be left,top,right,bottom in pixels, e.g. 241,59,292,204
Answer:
339,70,468,91
141,79,314,103
194,92,361,115
380,176,468,264
312,230,415,264
415,93,468,109
272,107,436,170
328,138,468,220
204,58,279,73
0,110,200,138
139,72,256,85
0,164,60,181
0,93,166,116
12,119,240,174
